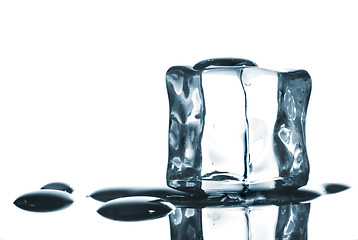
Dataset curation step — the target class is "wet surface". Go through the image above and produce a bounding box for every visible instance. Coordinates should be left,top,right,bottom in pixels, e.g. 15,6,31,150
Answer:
89,186,322,208
91,183,350,228
168,188,321,208
14,183,349,216
12,182,352,239
14,190,73,212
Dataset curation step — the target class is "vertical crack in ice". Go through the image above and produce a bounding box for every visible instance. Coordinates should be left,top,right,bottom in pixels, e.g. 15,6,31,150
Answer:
239,69,251,182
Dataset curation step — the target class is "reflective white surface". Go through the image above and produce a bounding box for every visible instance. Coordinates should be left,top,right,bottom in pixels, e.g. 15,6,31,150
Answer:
1,0,358,239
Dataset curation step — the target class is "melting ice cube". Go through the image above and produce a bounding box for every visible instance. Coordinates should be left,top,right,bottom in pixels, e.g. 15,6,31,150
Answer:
166,58,311,192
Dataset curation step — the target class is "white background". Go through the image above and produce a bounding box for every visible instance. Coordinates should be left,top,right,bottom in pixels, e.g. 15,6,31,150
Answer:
1,1,357,239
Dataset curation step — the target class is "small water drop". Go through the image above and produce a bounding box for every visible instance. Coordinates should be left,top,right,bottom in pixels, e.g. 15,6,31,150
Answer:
97,196,175,221
41,182,73,194
323,183,350,194
14,190,73,212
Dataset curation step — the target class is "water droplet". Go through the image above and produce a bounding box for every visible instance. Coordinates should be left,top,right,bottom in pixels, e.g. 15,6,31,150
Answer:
89,187,191,202
97,196,174,221
41,182,73,194
14,190,73,212
323,183,350,194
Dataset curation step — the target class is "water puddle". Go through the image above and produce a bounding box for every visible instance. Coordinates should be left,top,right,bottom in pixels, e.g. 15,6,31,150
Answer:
97,196,174,221
13,182,350,223
89,186,322,208
89,187,200,202
14,190,73,212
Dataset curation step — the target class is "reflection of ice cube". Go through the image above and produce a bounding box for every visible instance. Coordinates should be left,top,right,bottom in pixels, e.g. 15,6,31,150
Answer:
169,203,310,240
169,208,203,240
166,58,311,192
275,203,310,239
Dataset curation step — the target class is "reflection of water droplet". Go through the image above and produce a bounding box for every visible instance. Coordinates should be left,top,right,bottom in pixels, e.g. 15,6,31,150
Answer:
323,183,350,194
14,190,73,212
41,182,73,194
97,196,174,221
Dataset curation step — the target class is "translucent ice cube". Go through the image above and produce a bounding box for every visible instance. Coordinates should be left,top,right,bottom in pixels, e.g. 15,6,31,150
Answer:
166,58,311,192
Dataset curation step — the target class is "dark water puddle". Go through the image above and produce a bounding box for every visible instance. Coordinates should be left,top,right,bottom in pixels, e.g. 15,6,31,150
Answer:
89,187,206,202
41,182,74,194
92,183,351,222
167,188,321,208
14,182,350,222
14,190,73,212
97,196,174,221
90,187,322,208
323,183,350,194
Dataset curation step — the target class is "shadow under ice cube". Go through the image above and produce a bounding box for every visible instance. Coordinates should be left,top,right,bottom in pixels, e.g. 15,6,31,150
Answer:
166,58,311,192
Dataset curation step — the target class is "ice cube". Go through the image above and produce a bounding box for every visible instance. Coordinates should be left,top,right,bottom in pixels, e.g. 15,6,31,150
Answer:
166,58,311,192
